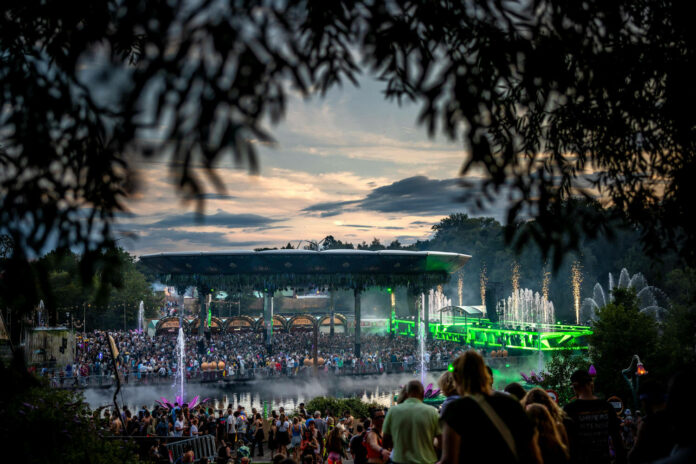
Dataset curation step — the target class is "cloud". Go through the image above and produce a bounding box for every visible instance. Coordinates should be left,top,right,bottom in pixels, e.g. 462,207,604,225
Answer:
193,193,237,200
146,210,282,229
303,176,465,216
118,229,266,250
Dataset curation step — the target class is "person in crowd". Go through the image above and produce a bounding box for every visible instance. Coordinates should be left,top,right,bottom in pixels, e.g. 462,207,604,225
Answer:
349,423,369,464
216,442,232,464
290,416,303,461
382,380,441,464
526,404,570,464
313,411,328,437
651,367,696,463
226,408,236,447
300,427,320,463
504,382,527,401
276,413,291,457
627,379,673,463
174,412,185,437
439,350,541,464
250,413,266,457
325,426,346,464
366,409,390,464
438,371,460,413
563,369,625,464
269,412,279,455
522,387,571,447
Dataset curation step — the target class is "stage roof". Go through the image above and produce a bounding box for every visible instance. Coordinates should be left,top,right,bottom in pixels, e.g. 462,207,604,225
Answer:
139,249,471,290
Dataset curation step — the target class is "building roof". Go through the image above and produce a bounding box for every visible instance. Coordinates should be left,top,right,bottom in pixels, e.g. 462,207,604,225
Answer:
139,249,471,290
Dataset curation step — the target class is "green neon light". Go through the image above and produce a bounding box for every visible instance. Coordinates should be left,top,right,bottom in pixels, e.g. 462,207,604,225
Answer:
390,317,591,351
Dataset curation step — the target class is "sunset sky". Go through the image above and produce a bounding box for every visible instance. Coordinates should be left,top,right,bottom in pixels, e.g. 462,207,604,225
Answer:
116,76,508,256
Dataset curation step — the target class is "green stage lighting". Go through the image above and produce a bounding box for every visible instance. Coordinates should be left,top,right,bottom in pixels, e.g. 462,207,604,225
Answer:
448,363,454,372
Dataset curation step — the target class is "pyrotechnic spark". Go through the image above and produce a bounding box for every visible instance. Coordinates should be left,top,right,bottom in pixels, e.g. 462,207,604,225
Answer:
542,266,551,301
480,264,488,307
390,292,395,308
571,260,583,324
458,272,463,306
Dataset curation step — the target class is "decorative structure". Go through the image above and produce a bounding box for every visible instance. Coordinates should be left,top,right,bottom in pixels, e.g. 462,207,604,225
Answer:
140,249,471,357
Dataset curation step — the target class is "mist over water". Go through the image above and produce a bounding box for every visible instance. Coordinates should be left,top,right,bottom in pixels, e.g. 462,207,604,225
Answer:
81,356,546,413
82,371,447,413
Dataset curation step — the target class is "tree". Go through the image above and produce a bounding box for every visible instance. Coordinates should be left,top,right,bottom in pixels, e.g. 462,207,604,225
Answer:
588,288,659,399
3,0,696,334
540,350,591,406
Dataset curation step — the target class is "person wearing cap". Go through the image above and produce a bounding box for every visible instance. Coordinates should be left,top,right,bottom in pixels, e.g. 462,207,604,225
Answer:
564,369,626,464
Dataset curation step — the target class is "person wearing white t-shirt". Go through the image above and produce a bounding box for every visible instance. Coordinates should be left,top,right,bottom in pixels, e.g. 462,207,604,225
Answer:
174,413,184,437
226,409,236,444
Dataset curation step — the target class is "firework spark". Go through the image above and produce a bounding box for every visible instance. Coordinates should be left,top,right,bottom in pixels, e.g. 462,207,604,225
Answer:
457,273,463,306
542,266,551,301
480,264,488,307
571,260,583,324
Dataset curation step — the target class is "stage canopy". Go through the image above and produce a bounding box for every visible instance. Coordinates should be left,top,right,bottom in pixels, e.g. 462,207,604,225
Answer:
139,249,470,290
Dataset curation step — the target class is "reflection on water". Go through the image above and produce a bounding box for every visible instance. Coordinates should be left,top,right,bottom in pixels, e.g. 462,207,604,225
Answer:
82,371,446,414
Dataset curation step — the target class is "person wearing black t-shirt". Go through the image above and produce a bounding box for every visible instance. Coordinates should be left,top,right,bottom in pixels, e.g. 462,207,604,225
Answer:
563,369,626,464
349,423,369,464
439,350,541,464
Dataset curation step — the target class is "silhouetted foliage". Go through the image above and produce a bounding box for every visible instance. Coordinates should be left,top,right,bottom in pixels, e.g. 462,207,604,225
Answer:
2,0,696,337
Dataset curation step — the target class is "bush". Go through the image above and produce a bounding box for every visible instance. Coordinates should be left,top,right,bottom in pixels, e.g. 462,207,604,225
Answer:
305,396,383,420
0,352,138,463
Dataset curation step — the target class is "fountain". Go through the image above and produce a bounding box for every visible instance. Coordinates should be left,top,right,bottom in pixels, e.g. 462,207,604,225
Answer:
174,327,186,403
37,300,45,327
497,288,555,325
156,326,207,410
419,319,427,385
137,301,145,333
582,268,668,322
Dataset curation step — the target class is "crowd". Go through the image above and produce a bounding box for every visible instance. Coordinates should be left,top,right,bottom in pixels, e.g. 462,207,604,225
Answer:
95,350,695,464
44,331,464,386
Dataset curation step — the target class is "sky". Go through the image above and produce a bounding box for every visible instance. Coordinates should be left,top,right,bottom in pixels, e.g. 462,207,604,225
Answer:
115,76,509,256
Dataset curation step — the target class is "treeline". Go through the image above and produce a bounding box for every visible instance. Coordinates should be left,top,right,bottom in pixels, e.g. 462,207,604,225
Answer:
1,246,162,331
264,203,691,324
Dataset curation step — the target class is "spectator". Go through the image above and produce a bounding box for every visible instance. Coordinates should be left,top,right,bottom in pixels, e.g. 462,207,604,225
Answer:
526,404,569,464
504,382,527,402
365,409,390,464
349,424,368,464
438,371,460,414
439,350,541,464
522,387,571,448
382,380,441,464
627,379,673,463
652,367,696,463
563,369,625,464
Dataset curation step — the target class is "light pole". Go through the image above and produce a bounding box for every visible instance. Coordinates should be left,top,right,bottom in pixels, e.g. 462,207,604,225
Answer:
622,354,648,410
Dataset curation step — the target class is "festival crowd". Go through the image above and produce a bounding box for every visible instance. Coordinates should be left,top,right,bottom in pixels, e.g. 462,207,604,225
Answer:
96,350,694,464
44,331,462,386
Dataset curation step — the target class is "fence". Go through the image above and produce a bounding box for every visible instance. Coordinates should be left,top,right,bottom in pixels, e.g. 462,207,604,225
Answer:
165,435,217,463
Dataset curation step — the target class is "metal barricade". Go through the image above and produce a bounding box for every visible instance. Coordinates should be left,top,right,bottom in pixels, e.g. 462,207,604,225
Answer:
165,435,217,463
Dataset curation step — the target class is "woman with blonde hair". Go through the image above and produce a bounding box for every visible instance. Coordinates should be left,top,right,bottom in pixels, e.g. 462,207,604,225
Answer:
526,404,570,464
522,387,571,447
437,370,460,413
439,350,541,464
